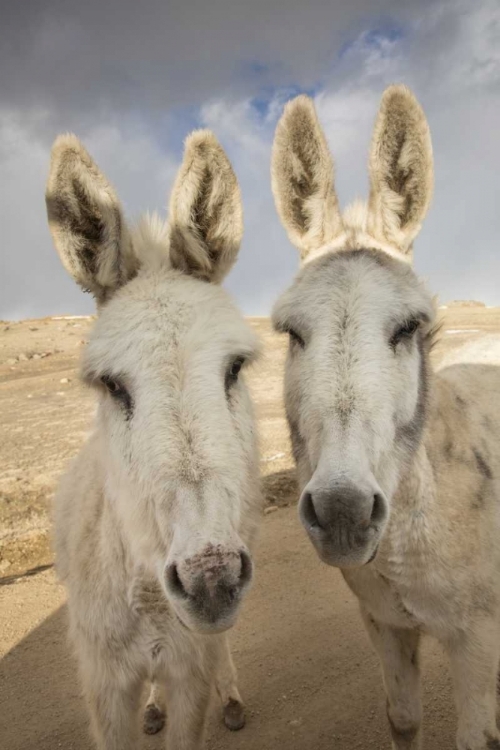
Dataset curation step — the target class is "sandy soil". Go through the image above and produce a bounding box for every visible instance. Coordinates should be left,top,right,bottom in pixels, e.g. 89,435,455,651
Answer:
1,305,500,749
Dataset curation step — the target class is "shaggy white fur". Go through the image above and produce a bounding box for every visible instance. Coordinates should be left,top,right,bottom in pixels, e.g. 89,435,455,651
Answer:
271,85,500,750
46,129,262,750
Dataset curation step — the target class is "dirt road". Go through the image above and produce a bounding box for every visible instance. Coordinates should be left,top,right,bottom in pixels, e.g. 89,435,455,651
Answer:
1,508,457,750
1,306,499,749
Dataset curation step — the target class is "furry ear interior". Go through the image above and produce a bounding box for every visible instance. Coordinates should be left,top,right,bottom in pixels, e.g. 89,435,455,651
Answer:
367,85,433,255
168,130,243,284
45,135,135,301
271,94,343,260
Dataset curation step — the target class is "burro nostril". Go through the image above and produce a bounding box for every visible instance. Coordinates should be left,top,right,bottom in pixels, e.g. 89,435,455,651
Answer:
238,550,253,587
165,563,188,599
370,493,386,525
299,491,324,531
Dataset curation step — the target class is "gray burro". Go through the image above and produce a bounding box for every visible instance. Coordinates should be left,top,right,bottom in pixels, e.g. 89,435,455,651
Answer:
270,83,500,750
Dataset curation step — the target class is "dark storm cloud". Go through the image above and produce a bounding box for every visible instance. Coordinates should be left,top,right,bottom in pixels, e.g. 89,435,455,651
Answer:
1,0,439,131
1,0,500,319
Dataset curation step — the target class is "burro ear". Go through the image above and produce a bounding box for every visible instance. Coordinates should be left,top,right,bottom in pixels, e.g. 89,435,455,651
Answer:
367,85,433,256
271,95,343,260
45,135,136,301
168,130,243,284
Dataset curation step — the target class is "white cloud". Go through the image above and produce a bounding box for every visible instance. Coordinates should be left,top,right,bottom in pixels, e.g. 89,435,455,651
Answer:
82,125,178,220
198,96,296,313
200,99,269,168
427,0,500,90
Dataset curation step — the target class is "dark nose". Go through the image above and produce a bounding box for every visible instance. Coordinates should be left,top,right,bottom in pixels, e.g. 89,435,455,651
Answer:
300,484,386,534
165,550,253,626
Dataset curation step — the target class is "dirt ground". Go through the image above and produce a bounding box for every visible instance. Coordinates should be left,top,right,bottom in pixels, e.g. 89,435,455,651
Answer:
2,304,500,749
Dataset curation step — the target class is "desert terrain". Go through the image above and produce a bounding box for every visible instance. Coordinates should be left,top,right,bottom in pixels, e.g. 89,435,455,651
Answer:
2,304,500,750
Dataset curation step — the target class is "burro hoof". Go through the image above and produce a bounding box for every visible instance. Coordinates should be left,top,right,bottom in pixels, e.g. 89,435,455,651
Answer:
143,703,166,735
223,698,246,731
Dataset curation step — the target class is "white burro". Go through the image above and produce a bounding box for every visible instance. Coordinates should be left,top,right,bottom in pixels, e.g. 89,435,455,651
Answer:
45,129,262,750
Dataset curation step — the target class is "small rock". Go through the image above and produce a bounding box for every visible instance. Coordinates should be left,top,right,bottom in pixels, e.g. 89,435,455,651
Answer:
264,505,279,515
29,326,38,331
27,394,33,399
18,353,29,361
32,353,41,360
40,352,52,358
289,719,302,727
6,358,17,365
60,377,71,384
3,326,10,332
0,559,12,573
56,391,65,396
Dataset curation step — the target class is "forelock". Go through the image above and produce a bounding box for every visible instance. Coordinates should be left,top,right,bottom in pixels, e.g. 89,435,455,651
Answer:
130,212,170,271
273,246,434,333
302,200,415,267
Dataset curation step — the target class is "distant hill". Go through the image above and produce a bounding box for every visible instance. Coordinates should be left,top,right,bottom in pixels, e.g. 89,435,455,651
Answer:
447,300,486,308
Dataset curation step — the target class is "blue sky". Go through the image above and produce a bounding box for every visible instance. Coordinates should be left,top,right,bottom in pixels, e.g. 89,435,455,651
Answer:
1,0,500,318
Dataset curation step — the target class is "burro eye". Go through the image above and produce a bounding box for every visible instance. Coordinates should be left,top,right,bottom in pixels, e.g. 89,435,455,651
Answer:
288,328,305,349
225,356,246,393
101,375,123,396
390,318,420,350
100,375,133,416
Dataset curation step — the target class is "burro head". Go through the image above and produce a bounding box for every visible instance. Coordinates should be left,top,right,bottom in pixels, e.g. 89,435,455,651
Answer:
270,85,435,568
46,129,261,632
